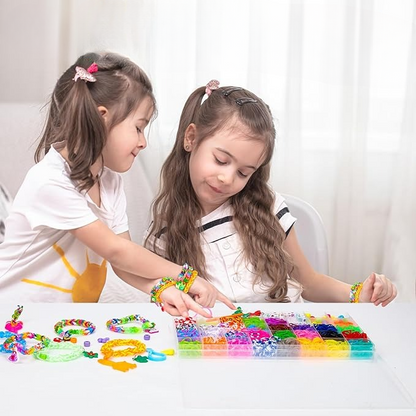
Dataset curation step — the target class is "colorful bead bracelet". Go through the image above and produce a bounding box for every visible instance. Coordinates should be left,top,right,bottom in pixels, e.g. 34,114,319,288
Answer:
176,263,198,293
100,339,147,360
150,277,177,307
54,319,96,339
349,282,363,303
0,331,26,353
150,263,199,307
99,339,147,372
106,314,156,334
4,332,51,362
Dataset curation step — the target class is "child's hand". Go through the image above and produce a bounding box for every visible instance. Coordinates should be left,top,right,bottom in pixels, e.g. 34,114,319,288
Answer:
188,277,236,310
159,286,212,318
359,272,397,306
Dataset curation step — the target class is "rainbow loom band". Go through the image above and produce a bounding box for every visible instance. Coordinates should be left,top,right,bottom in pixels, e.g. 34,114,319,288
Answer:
150,277,177,307
349,282,363,303
5,305,24,333
100,339,147,360
175,263,194,290
0,331,27,353
106,314,156,334
54,319,96,339
34,341,85,362
183,270,198,294
4,332,51,361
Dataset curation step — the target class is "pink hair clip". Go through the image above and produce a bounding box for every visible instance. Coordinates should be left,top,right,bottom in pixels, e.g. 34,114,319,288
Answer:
205,79,220,96
87,62,98,74
73,65,97,83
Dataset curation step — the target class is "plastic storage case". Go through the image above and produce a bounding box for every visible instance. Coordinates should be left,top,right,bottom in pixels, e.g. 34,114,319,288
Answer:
174,310,375,359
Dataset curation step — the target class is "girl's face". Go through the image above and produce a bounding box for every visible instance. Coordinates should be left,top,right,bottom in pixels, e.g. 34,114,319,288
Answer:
101,96,154,173
185,121,266,216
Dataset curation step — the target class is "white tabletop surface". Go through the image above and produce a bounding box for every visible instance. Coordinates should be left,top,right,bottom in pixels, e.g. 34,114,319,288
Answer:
0,302,415,416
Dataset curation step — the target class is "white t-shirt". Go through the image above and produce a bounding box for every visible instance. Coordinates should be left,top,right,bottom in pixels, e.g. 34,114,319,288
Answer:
145,193,303,303
0,143,128,303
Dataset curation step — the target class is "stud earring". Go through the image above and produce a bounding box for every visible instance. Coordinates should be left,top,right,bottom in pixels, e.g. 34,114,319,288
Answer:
185,145,190,151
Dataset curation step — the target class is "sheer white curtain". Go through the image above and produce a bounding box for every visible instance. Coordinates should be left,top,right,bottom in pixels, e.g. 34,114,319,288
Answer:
1,0,414,300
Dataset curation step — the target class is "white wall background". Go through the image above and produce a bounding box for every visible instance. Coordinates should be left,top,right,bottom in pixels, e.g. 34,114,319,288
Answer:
0,0,415,301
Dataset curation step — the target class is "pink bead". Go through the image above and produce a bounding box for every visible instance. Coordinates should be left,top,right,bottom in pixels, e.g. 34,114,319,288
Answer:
5,321,23,334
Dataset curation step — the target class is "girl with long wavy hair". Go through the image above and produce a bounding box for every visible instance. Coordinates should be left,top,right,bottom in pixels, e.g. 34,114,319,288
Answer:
145,80,396,306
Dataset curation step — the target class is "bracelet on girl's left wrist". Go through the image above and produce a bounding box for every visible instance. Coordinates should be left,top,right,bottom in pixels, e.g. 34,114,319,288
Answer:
349,282,363,303
150,277,176,307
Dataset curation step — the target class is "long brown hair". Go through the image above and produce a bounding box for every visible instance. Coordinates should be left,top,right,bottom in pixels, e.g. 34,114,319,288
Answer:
146,85,293,302
35,52,156,192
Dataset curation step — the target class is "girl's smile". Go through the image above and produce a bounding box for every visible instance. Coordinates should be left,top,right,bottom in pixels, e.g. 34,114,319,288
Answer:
186,121,265,215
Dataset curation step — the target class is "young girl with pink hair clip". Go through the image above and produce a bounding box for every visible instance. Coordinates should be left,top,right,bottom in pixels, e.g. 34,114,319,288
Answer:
143,80,397,306
0,54,234,317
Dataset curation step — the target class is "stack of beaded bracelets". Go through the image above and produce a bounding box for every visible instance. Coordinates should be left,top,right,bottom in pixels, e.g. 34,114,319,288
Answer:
349,282,363,303
176,263,198,293
150,263,198,307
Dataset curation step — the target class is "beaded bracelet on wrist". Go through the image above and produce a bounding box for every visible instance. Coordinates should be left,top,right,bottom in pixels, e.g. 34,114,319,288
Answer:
349,282,363,303
175,263,198,294
106,314,156,334
150,277,177,307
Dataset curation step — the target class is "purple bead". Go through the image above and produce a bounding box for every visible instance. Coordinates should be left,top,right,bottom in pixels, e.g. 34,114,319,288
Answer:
84,341,90,347
144,334,151,341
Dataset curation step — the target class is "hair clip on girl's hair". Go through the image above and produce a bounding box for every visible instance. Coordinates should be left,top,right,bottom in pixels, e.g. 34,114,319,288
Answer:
201,80,220,105
205,79,220,96
73,63,98,83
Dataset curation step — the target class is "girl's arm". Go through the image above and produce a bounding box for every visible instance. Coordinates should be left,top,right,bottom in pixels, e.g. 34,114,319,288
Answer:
111,231,235,311
71,220,183,279
284,227,397,305
74,224,234,314
112,267,213,317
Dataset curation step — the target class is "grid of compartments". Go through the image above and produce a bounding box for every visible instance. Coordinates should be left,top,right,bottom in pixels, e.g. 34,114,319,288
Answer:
174,311,375,359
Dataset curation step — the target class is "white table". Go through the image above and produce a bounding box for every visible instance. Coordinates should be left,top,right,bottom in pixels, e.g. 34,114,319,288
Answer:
0,302,415,416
